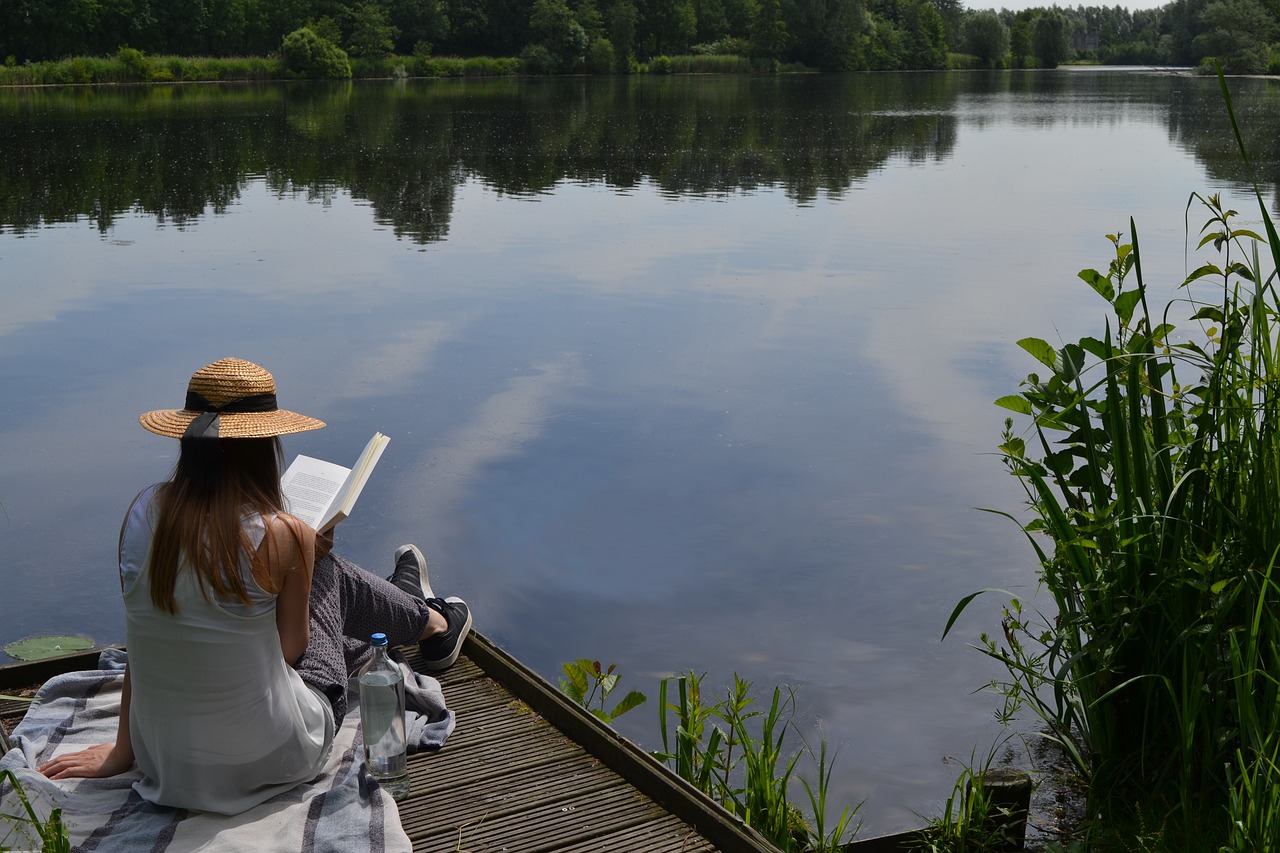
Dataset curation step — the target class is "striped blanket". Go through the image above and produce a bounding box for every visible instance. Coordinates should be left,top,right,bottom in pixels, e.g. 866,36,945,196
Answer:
0,649,453,853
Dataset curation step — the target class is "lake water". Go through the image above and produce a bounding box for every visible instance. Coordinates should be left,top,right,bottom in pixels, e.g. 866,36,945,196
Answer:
3,69,1280,834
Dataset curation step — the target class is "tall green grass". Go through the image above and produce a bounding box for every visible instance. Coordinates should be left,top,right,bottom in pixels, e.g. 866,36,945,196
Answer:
666,54,756,74
350,55,521,78
0,49,518,87
907,741,1027,853
946,70,1280,847
656,671,861,852
0,770,70,853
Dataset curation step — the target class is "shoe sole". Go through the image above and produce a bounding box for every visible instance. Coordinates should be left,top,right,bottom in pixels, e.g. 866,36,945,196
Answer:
420,598,473,672
392,544,434,599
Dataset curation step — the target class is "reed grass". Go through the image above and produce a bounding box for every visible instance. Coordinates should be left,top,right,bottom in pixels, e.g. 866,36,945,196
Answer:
667,54,755,74
907,742,1021,853
945,69,1280,846
0,50,518,87
350,55,521,78
0,770,70,853
656,671,861,852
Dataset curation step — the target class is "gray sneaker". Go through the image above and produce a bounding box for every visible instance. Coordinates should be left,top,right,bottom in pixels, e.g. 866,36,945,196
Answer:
419,597,472,671
389,544,434,600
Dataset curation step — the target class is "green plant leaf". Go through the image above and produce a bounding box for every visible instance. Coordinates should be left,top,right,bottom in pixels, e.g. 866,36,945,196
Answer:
1059,343,1086,382
1079,268,1114,302
559,660,590,703
599,673,620,696
995,395,1032,415
3,635,93,661
1018,337,1057,370
1114,289,1142,325
1184,262,1222,283
1079,336,1110,360
611,689,647,718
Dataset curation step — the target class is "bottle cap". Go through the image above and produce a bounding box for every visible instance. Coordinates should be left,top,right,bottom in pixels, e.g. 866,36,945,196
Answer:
370,632,388,646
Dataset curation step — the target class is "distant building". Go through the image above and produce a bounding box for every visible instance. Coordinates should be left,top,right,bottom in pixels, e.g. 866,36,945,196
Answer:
1073,31,1100,52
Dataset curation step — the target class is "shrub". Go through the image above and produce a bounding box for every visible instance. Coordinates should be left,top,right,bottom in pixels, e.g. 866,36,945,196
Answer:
669,54,752,73
519,44,557,74
585,37,615,74
116,46,151,79
648,54,673,73
412,55,519,77
690,36,751,55
281,27,352,79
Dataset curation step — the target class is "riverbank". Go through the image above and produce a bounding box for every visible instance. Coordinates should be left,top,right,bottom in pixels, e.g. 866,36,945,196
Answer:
2,44,1040,87
0,51,523,87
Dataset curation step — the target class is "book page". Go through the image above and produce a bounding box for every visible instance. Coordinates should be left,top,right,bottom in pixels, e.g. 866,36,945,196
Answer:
281,455,352,530
323,432,389,531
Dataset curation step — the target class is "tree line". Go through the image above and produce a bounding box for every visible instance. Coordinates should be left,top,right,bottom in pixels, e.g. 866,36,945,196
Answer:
6,72,1277,238
1,0,1278,73
965,0,1280,73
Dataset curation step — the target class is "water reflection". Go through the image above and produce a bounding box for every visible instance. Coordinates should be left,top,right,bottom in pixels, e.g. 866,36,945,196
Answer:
3,71,1279,834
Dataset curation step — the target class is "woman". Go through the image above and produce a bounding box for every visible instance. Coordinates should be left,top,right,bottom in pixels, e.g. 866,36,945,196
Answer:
38,357,472,814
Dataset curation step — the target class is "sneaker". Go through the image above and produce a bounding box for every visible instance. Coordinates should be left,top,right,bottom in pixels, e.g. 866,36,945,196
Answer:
419,597,472,671
389,544,434,600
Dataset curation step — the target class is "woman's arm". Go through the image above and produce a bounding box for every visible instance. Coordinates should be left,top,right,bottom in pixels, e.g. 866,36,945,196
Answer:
38,663,135,779
262,514,315,666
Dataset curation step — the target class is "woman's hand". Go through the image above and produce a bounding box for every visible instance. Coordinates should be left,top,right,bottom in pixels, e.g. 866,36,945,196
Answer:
38,743,133,779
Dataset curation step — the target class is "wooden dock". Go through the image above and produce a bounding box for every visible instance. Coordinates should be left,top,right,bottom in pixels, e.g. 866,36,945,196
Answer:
1,634,916,853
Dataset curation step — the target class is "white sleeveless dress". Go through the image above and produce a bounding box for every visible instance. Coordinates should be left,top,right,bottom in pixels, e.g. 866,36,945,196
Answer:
118,485,335,814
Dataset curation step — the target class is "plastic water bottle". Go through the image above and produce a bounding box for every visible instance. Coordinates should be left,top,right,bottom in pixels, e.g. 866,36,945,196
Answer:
358,633,410,800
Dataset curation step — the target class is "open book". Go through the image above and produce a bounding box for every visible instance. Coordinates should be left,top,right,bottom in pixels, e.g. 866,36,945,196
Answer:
280,432,390,532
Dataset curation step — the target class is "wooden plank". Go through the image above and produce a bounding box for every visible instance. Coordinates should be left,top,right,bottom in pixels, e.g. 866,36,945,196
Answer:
0,635,922,852
0,647,115,689
458,631,783,853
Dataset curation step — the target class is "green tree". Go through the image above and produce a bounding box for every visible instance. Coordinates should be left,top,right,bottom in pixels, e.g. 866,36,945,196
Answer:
865,14,905,67
783,0,865,69
155,0,211,55
572,0,605,37
388,0,449,53
605,0,638,65
750,0,790,57
644,0,697,54
438,0,489,53
929,0,963,48
529,0,589,68
1192,0,1276,72
963,9,1008,67
904,0,946,68
346,1,398,56
722,0,759,36
1164,0,1212,65
696,0,732,41
281,25,353,76
1031,9,1070,67
1006,9,1033,66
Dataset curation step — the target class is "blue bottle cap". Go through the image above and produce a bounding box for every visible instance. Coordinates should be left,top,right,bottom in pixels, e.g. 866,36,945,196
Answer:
370,632,388,646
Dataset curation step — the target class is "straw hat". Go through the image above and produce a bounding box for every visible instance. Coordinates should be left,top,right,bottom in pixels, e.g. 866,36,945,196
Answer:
139,358,326,439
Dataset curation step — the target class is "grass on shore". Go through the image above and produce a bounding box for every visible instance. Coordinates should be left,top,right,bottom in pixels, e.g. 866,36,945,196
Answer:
944,67,1280,852
0,50,521,87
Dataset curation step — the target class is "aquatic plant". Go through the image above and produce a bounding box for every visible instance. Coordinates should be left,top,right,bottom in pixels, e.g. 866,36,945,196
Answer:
655,671,861,853
0,770,70,853
556,658,646,723
946,70,1280,846
907,741,1027,853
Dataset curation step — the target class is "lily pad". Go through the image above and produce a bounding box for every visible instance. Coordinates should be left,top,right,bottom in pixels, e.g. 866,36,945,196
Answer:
3,635,95,661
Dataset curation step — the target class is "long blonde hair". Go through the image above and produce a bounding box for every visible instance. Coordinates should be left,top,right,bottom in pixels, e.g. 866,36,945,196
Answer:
148,437,288,613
